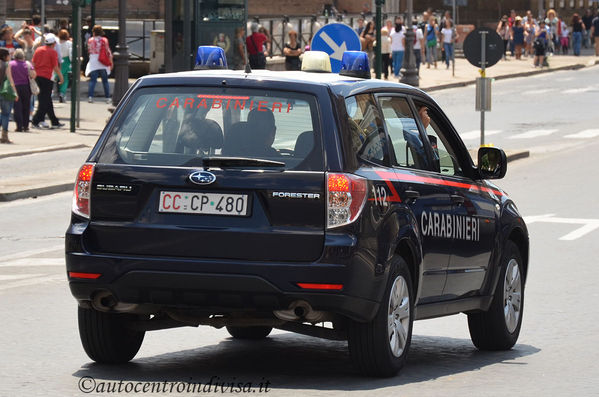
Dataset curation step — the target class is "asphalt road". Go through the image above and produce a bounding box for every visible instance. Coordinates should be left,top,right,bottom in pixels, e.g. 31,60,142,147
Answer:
1,69,599,396
431,64,599,154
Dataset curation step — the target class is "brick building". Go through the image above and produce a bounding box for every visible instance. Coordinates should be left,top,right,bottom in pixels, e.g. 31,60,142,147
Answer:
8,0,165,20
4,0,597,24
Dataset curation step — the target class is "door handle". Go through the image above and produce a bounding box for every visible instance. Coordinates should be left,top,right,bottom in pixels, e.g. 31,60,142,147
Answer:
450,194,465,205
404,190,420,202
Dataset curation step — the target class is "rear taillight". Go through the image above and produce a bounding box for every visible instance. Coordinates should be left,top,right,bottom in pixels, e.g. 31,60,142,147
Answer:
72,163,94,219
327,173,367,229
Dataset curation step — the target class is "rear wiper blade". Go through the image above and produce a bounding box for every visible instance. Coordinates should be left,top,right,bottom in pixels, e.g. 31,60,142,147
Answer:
185,156,285,168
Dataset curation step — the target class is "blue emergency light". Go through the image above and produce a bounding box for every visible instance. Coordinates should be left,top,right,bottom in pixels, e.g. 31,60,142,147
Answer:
339,51,370,79
194,46,228,70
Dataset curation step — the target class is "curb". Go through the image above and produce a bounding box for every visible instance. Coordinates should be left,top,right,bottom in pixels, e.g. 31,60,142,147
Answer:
0,143,89,160
469,150,530,164
424,59,599,92
0,182,73,202
506,150,530,162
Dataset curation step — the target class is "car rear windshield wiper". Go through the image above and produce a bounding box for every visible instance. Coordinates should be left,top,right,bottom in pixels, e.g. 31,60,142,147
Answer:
183,156,286,168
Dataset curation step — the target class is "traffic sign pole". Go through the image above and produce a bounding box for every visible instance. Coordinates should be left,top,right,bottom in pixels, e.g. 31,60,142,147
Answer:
70,1,80,133
452,0,456,77
480,30,486,146
463,27,502,148
375,0,382,79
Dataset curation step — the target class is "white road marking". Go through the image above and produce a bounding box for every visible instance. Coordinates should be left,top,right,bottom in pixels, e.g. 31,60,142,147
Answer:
458,130,501,140
564,129,599,139
561,223,599,241
0,274,65,292
522,214,554,223
562,87,594,94
0,258,64,268
0,245,64,262
522,88,555,95
0,274,44,281
509,129,558,140
524,214,599,241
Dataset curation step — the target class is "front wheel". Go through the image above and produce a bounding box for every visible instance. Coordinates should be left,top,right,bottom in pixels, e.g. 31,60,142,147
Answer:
468,240,524,350
348,256,414,377
78,306,145,363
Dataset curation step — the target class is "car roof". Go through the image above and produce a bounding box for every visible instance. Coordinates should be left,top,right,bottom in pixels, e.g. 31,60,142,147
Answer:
136,69,429,98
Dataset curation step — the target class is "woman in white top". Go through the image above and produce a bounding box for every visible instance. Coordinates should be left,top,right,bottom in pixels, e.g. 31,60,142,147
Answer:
85,25,112,103
58,29,72,103
440,19,457,69
405,22,425,74
389,20,405,78
380,27,392,79
497,16,510,59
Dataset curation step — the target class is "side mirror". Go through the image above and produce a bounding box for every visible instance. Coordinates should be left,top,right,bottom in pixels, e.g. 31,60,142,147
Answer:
478,147,507,179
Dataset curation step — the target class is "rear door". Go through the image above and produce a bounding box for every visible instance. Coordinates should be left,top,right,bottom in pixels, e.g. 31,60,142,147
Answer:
87,86,326,262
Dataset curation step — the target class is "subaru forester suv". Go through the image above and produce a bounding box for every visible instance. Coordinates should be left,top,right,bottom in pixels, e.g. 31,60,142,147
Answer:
66,49,528,377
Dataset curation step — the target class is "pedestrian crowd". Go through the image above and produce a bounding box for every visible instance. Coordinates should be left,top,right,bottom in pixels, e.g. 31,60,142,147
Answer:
496,8,599,67
353,8,459,81
2,8,598,145
0,14,113,144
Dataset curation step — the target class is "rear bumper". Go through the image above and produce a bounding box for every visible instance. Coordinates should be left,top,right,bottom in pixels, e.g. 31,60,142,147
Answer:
66,252,380,322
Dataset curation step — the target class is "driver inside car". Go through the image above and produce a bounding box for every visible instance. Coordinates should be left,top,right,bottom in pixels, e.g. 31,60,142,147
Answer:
247,108,281,157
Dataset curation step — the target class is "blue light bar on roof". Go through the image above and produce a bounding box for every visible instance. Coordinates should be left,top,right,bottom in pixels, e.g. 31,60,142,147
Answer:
195,46,228,70
339,51,370,79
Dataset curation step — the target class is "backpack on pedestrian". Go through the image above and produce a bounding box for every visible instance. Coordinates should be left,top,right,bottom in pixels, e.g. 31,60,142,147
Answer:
533,38,545,52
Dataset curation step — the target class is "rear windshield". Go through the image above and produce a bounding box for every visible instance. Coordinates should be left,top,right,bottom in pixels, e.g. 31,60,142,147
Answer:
98,86,323,170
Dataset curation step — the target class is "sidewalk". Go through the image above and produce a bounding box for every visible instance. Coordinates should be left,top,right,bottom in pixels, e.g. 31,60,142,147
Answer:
418,52,599,91
1,52,597,201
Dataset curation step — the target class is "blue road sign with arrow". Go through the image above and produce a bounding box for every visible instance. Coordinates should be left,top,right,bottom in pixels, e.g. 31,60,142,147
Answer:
311,23,362,72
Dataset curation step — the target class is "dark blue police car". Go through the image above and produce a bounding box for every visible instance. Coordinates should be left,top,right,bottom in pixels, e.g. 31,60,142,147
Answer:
66,48,528,377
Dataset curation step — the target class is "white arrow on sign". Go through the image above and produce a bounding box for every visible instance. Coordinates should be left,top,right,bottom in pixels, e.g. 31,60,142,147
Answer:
319,31,348,61
523,214,599,241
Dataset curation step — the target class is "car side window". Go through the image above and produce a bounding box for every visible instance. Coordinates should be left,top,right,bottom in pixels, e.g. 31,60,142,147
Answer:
345,95,388,165
414,102,464,177
378,96,428,170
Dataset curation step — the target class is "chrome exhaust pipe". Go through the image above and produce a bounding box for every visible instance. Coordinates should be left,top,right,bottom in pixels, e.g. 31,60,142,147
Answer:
273,300,327,323
91,291,138,313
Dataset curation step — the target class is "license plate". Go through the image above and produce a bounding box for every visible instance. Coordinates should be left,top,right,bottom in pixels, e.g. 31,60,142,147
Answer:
159,191,249,216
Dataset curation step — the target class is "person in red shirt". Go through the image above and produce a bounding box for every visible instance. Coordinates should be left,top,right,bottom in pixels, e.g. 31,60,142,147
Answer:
245,22,270,69
32,33,64,129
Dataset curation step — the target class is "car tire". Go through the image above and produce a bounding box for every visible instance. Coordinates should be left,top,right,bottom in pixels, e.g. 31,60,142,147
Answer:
468,240,524,350
78,306,145,363
347,255,414,377
226,326,272,339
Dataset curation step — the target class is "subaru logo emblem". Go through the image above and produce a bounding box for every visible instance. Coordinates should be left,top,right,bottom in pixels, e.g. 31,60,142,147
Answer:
189,171,216,185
